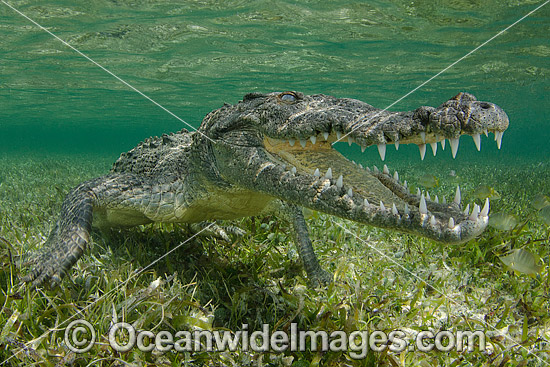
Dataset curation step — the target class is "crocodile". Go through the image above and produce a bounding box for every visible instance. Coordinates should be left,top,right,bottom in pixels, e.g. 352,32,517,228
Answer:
23,91,509,287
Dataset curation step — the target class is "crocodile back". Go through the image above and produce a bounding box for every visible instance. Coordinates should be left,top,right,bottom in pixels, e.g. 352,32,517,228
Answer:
111,129,193,176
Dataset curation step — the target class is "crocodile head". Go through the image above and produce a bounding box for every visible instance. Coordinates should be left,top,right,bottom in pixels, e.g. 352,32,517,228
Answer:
198,91,509,243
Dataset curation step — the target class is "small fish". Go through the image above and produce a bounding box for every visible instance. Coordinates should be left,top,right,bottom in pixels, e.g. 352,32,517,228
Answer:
489,212,517,230
418,174,439,188
532,194,550,210
500,248,542,276
448,170,456,177
472,185,501,201
539,205,550,226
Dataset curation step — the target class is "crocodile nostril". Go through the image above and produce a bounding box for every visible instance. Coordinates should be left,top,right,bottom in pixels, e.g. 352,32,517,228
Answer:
479,102,492,109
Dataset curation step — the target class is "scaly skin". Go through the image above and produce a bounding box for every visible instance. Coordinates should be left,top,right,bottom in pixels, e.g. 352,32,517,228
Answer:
23,91,509,287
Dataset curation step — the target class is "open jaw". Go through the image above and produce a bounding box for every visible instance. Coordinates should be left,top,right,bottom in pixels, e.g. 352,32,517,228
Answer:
259,105,508,243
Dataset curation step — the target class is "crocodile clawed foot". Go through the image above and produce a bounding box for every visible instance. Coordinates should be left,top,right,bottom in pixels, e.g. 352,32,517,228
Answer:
21,252,66,289
189,222,246,242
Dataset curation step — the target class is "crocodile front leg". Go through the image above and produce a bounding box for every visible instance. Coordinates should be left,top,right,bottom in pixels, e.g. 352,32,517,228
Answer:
23,174,155,288
290,205,333,285
272,202,332,285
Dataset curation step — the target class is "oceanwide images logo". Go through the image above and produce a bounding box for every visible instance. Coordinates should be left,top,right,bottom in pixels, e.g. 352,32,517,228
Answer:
65,320,487,357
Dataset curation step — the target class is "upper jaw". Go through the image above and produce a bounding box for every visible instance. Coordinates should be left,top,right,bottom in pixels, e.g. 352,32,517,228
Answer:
269,92,509,160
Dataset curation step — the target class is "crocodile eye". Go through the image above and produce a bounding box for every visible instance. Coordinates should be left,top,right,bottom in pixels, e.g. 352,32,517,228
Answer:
280,92,297,103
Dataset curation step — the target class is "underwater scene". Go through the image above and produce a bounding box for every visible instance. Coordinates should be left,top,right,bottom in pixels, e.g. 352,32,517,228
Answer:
0,0,549,365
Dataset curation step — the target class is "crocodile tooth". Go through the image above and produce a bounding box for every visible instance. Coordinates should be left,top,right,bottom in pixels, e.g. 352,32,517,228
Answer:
481,198,490,217
426,191,431,201
310,135,316,145
442,196,447,204
448,217,455,228
454,186,461,205
347,188,353,197
364,198,370,206
430,215,436,226
361,145,366,153
380,201,386,211
495,131,503,149
325,167,332,179
358,163,363,169
324,181,330,189
393,171,399,182
365,166,370,172
420,132,426,143
300,139,307,148
291,166,297,174
404,203,410,215
377,144,386,161
440,138,446,150
314,168,320,177
416,188,421,196
373,165,379,173
289,139,295,146
395,139,400,150
336,175,343,189
450,137,460,158
383,164,390,175
348,136,354,146
392,203,398,215
430,142,437,156
483,129,488,137
323,132,329,141
434,195,439,203
336,131,342,140
463,204,470,215
472,133,481,151
469,204,480,220
403,180,407,189
352,160,356,165
419,194,428,214
418,144,426,160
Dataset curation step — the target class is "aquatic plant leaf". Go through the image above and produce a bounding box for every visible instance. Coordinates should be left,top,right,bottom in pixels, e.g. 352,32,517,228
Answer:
499,248,542,276
488,212,518,230
532,194,550,210
539,205,550,226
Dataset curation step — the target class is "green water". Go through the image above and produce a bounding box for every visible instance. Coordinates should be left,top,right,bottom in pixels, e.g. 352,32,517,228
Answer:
0,0,548,163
